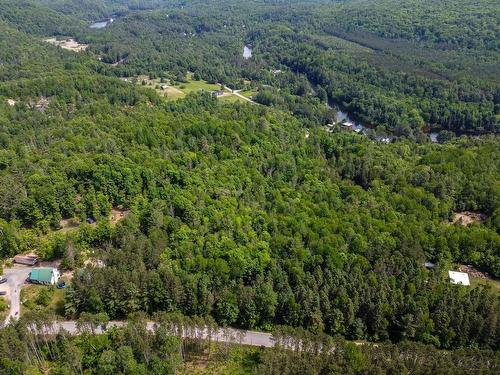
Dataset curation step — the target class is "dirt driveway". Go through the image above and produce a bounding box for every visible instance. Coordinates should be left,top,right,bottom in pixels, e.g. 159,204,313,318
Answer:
1,265,31,325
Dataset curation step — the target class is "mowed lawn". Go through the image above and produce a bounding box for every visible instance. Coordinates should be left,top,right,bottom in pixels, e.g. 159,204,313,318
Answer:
175,79,220,95
136,74,256,103
137,74,220,101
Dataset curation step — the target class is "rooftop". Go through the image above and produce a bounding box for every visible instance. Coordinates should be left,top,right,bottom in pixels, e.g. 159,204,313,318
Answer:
448,271,470,286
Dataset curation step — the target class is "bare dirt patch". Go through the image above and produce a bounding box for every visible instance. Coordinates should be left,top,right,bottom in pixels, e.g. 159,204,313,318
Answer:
452,211,486,226
45,38,88,52
458,264,490,279
111,208,130,225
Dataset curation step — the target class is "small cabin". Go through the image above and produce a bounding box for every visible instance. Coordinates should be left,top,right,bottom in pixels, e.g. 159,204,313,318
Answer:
29,268,60,286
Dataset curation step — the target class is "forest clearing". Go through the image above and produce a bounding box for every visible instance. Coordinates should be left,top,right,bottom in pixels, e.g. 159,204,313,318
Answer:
44,37,88,52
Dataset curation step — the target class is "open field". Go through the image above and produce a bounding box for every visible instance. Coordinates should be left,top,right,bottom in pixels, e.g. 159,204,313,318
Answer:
219,94,248,103
136,74,257,103
45,38,88,52
178,78,221,95
137,75,220,100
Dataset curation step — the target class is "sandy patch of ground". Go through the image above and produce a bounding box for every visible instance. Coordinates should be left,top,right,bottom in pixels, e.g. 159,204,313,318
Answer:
458,264,490,279
45,38,88,52
452,211,486,226
111,208,130,225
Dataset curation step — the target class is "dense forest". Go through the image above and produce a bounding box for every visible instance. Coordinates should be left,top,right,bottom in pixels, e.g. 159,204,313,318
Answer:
0,0,499,373
1,0,497,135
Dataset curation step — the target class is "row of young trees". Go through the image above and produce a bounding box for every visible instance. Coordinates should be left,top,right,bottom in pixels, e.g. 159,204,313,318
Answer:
1,313,498,374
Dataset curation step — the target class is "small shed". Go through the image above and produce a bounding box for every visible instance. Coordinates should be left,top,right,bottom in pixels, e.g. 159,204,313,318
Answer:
448,271,470,286
29,268,60,285
13,255,39,266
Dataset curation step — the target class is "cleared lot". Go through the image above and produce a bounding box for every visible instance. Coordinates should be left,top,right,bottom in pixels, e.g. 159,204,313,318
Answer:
0,264,31,325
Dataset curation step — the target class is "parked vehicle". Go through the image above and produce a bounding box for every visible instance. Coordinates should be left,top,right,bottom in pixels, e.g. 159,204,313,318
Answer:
0,291,6,296
0,276,7,284
57,282,66,289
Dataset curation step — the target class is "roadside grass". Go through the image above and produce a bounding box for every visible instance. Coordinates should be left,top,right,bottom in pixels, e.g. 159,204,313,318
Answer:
0,297,8,322
179,344,261,375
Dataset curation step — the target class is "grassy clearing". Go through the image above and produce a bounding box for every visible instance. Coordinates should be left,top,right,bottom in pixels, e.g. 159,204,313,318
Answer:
0,297,8,322
137,75,220,101
219,95,247,103
471,277,500,296
179,345,261,375
20,277,69,317
136,74,255,103
175,79,220,95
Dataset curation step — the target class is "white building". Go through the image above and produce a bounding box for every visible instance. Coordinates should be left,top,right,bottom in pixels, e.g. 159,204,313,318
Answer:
448,271,470,286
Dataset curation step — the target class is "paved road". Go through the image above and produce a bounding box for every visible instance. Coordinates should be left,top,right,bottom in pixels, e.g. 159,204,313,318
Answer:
39,321,365,349
1,264,31,325
53,321,274,347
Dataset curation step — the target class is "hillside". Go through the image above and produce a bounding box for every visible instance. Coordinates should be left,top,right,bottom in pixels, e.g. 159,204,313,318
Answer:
0,1,498,374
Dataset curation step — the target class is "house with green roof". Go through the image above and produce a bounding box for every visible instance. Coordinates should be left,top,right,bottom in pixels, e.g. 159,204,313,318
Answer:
29,268,60,285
